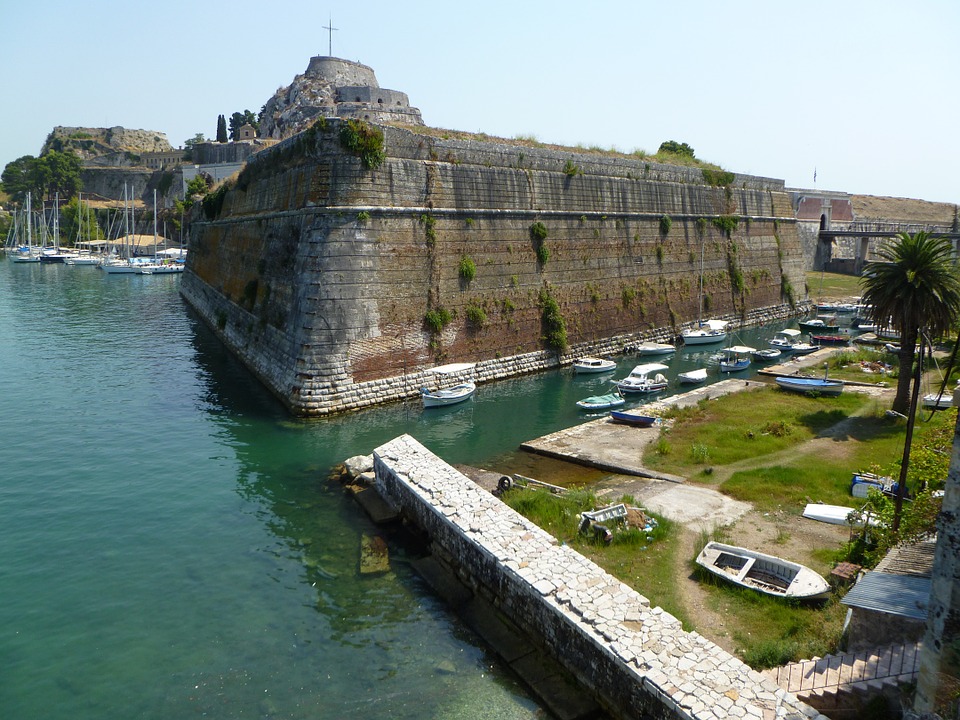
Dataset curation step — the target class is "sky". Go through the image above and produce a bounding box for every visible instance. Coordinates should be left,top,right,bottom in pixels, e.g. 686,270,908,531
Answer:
2,0,957,203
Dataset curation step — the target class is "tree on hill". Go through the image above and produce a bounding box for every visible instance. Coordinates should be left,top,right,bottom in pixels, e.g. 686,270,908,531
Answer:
1,150,82,203
216,114,228,143
229,110,259,140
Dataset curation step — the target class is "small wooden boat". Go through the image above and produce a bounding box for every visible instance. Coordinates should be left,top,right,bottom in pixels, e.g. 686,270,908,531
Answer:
572,356,617,374
609,410,658,427
634,341,675,356
803,503,880,527
751,348,781,362
775,376,844,396
615,363,670,394
421,381,476,407
695,541,831,600
576,392,625,411
678,368,708,384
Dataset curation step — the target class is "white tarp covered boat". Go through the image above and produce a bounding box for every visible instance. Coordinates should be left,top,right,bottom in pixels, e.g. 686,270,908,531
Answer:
696,541,831,600
803,503,880,527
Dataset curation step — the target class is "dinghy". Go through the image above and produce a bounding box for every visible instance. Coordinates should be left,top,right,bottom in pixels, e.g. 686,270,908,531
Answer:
696,541,831,600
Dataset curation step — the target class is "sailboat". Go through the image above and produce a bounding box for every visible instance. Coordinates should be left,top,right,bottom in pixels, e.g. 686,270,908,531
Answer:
64,193,102,266
135,191,183,275
11,193,41,263
681,239,728,345
100,185,141,274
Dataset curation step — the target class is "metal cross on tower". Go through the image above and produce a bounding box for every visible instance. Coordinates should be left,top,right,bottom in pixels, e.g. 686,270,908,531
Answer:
322,15,338,57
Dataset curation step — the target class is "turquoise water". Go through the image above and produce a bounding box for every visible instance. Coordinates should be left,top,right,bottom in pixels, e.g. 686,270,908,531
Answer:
0,261,787,719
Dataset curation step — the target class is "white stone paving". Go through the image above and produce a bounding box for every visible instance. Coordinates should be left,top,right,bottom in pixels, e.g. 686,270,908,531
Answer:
374,434,828,720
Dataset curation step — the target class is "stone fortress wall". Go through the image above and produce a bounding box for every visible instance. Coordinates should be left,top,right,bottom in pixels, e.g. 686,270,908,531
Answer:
180,119,805,416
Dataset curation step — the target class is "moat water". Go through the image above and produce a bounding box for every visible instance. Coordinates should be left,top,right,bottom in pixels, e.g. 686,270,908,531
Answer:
0,260,787,719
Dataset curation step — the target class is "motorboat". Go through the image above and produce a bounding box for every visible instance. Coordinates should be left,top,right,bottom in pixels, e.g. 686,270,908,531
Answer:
751,348,781,363
678,368,708,384
609,410,658,427
798,318,840,334
775,376,844,397
576,392,625,411
810,334,849,347
421,381,476,408
696,541,831,600
681,319,728,346
769,328,816,354
572,356,617,374
421,362,477,407
634,342,675,357
615,363,670,394
718,346,754,373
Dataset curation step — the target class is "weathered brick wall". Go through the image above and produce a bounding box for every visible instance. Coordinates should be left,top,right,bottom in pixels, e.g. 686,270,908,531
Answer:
181,120,807,415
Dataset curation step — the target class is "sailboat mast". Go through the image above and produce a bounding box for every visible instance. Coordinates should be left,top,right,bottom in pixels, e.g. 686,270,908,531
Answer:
26,192,32,251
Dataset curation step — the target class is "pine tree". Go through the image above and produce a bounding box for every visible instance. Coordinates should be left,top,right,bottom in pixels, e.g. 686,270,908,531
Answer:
216,114,228,143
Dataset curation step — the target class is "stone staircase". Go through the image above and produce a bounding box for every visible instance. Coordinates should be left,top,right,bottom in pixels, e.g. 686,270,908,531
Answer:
766,642,921,717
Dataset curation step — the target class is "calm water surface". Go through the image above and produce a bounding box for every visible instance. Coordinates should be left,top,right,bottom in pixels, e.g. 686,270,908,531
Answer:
0,260,786,719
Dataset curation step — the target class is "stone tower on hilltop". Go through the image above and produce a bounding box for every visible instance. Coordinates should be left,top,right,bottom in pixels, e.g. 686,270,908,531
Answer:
258,56,424,140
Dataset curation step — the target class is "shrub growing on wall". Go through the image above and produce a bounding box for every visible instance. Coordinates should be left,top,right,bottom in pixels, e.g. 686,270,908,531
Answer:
339,119,385,169
424,307,452,334
659,215,672,236
465,304,487,328
538,286,567,353
530,222,550,265
458,255,477,283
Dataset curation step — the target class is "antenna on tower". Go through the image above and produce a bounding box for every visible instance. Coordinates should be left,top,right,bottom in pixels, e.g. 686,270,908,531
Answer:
322,14,339,57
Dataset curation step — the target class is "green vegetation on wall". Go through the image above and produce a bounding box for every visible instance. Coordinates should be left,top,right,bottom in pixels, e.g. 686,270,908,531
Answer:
458,255,477,283
424,307,452,334
339,119,385,170
701,168,736,187
538,286,568,353
659,215,672,236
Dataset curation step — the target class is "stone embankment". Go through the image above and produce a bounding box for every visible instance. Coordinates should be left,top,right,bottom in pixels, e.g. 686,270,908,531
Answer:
371,434,827,720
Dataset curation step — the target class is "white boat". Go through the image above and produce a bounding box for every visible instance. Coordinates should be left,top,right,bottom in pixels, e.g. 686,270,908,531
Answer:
681,319,728,346
718,345,754,373
10,192,40,262
678,368,708,384
576,392,625,411
572,356,616,374
615,363,670,394
64,254,102,266
421,381,476,407
421,363,477,407
775,376,844,396
769,328,816,354
803,503,880,528
634,342,675,356
695,541,831,600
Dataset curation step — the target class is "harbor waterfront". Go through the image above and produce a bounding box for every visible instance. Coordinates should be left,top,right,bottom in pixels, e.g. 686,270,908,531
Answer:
1,259,802,719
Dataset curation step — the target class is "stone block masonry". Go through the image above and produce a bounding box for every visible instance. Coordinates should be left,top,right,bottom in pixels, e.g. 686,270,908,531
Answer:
181,118,807,415
374,434,827,720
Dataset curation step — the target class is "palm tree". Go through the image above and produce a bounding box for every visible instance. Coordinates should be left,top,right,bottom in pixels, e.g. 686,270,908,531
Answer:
860,231,960,415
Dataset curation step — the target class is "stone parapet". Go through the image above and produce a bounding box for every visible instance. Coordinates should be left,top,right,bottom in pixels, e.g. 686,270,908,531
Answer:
373,434,827,720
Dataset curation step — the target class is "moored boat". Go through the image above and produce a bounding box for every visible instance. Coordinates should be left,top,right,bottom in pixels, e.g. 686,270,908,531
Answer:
576,392,625,411
615,363,670,394
718,345,754,373
634,342,675,357
810,334,849,346
678,368,708,384
775,376,844,396
572,356,617,374
695,541,831,600
681,319,728,346
421,381,476,407
798,318,841,334
751,348,781,362
609,410,657,427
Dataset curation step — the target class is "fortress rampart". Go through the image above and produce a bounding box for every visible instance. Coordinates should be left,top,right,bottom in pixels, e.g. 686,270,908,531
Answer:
180,120,806,415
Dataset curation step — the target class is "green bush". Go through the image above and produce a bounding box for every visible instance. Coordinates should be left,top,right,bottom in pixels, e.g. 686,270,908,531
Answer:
712,215,740,236
420,213,437,245
356,210,370,223
338,119,385,169
530,221,548,242
424,307,452,333
536,242,550,265
538,287,567,353
465,305,487,328
458,255,477,282
659,215,672,236
702,168,736,187
563,159,581,177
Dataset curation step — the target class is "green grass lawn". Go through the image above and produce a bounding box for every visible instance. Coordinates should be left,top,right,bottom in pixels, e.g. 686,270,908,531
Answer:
806,270,863,300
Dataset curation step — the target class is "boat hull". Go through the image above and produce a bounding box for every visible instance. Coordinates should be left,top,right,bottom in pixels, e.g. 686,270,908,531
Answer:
572,357,616,374
775,377,844,396
696,541,830,600
609,410,657,426
576,393,625,410
421,382,476,407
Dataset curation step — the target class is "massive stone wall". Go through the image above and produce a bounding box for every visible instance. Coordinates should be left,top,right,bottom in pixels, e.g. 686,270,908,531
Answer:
180,120,807,416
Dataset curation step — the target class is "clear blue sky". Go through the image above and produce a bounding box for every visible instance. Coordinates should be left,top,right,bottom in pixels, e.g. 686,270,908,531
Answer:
2,0,957,203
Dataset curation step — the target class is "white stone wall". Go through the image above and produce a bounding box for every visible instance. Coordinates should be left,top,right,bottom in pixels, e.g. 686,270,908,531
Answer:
373,434,827,720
